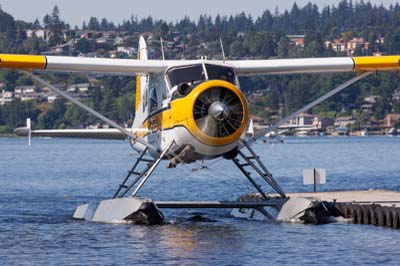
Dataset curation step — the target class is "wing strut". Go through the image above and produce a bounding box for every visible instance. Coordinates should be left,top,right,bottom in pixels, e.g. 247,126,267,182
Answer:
22,71,192,168
22,70,159,154
252,71,373,141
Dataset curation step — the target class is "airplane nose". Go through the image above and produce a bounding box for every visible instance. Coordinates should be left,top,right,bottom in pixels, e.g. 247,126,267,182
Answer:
191,80,248,140
209,101,230,122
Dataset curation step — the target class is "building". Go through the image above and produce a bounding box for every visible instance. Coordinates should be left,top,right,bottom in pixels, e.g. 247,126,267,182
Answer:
13,86,39,102
287,35,305,48
117,47,137,57
67,83,90,93
295,113,316,127
114,36,124,46
25,29,50,41
392,89,400,101
334,116,356,128
46,93,58,103
383,114,400,128
325,37,369,56
361,95,378,112
14,86,36,97
1,90,13,105
314,116,335,130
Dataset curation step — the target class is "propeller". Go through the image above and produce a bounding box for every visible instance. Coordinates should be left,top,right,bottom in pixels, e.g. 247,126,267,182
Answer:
193,86,244,138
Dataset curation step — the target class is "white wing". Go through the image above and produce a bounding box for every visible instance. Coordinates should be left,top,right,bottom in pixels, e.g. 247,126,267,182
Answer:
1,54,400,75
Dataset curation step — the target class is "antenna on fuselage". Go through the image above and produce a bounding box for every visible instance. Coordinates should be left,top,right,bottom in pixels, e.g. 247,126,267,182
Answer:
219,37,226,62
160,37,165,61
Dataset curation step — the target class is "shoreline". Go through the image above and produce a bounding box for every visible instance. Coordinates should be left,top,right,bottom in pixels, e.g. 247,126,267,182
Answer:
0,133,17,137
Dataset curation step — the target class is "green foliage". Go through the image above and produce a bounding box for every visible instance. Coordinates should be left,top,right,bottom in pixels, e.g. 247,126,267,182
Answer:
0,7,16,38
1,1,400,129
37,99,66,129
44,6,67,46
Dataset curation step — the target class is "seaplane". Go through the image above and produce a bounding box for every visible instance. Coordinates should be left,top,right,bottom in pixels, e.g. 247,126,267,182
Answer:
1,37,400,224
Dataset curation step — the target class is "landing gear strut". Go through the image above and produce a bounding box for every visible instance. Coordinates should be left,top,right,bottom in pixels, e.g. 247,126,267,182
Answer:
233,140,286,198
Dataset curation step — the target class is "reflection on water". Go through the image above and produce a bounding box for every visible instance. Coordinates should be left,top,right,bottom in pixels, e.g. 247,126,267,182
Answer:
1,137,400,265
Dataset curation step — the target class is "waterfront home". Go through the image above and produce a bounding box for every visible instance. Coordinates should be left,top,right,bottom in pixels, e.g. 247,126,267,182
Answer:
383,114,400,128
334,116,356,128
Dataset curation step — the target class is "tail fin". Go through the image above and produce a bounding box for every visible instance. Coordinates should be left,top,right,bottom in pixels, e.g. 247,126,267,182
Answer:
135,36,148,111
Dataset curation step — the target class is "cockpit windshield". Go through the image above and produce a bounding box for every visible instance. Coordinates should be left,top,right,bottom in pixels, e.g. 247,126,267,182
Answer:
167,64,206,88
205,64,236,85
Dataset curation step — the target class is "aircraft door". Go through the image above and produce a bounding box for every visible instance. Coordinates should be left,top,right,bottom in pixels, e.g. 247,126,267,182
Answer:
147,76,164,147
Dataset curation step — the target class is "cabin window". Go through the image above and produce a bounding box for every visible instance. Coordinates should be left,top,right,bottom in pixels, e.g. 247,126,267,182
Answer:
167,64,206,88
149,87,158,113
205,64,236,84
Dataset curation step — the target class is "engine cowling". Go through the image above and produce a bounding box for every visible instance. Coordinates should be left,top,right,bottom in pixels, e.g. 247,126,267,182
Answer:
182,80,249,147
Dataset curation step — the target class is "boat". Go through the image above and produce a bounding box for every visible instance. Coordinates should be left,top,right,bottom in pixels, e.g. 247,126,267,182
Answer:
387,127,398,136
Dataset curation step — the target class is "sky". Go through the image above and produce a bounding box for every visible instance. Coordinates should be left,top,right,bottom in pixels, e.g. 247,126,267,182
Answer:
0,0,398,27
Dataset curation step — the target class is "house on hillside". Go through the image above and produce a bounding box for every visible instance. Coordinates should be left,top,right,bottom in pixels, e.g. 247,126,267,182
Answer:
1,90,13,105
14,86,36,96
361,95,378,112
114,36,124,46
392,89,400,102
383,114,400,128
325,37,369,56
67,83,90,94
287,35,305,48
25,29,50,41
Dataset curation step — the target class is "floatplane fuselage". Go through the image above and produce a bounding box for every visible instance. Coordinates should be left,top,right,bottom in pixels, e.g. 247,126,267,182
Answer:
129,38,249,167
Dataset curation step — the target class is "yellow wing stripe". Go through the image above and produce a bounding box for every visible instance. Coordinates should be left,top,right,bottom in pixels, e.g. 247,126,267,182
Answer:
353,56,400,71
0,54,47,70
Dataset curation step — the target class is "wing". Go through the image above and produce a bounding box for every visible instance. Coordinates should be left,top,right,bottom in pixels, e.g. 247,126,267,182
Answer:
1,54,400,75
14,127,147,140
228,56,400,75
0,54,168,75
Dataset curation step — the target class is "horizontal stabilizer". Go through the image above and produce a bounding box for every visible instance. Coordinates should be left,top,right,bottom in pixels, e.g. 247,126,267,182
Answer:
14,127,146,140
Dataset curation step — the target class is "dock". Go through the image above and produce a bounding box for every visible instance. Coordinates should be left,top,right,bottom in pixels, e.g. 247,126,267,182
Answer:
286,189,400,207
234,189,400,229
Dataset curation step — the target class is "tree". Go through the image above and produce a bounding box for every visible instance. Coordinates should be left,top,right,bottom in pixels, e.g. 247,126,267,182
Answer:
75,38,93,53
33,19,41,29
277,36,290,58
88,17,100,31
44,5,65,46
304,40,324,57
38,98,66,129
229,40,246,58
0,7,16,38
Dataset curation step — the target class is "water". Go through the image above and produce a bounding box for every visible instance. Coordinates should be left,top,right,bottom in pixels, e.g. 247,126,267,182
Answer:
1,136,400,265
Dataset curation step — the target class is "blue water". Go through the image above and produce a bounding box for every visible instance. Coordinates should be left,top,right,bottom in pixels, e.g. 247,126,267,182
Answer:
1,136,400,265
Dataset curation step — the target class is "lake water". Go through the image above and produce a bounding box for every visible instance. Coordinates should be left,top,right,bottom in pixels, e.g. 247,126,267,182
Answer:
1,136,400,265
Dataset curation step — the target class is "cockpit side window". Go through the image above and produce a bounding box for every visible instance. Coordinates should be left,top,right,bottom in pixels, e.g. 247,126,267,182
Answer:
149,86,158,113
205,64,236,85
167,65,206,88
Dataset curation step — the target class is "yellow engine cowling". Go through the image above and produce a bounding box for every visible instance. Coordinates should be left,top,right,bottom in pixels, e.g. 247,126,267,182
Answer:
170,80,249,147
